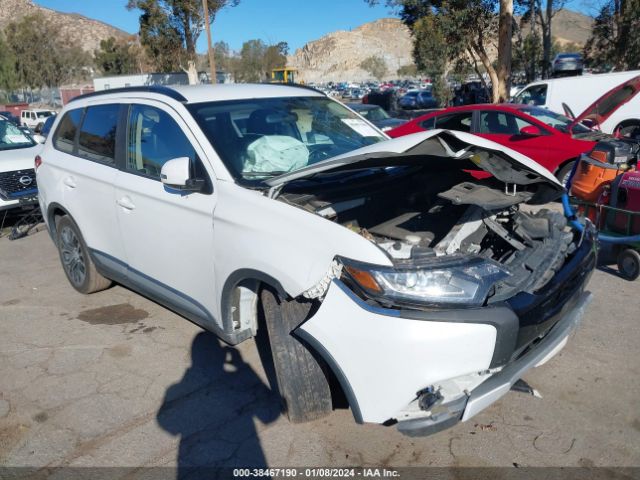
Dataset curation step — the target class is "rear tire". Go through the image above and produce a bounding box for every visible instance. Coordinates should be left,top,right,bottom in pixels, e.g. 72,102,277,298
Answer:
260,288,332,423
55,216,112,294
617,248,640,281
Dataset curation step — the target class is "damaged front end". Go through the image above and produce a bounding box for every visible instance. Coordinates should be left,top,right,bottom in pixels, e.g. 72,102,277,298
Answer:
272,130,596,433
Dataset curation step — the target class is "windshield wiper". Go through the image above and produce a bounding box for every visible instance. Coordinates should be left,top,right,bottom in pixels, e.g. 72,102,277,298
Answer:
241,171,289,178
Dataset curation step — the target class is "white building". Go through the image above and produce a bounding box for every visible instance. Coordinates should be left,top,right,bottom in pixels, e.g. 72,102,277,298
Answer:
93,71,233,91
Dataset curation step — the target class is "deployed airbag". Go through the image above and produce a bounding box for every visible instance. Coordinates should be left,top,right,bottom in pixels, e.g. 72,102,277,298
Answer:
244,135,309,174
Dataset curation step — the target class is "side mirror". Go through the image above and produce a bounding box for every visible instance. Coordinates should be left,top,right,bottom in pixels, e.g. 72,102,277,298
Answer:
519,125,542,136
160,157,205,192
32,134,46,144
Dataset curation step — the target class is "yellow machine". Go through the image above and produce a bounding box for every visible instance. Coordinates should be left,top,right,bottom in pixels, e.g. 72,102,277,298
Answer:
271,68,298,84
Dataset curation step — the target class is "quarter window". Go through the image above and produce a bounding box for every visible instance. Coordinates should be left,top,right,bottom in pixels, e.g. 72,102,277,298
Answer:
77,105,119,165
125,105,196,180
53,109,83,154
435,112,473,132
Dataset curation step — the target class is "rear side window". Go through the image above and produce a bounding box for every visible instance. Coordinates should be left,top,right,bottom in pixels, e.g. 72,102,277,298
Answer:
436,112,473,132
77,105,119,165
53,109,83,154
419,117,435,130
125,105,196,180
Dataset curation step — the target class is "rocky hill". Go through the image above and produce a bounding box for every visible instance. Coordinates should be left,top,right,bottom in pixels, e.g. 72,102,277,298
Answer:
289,11,593,83
287,18,414,83
0,0,130,53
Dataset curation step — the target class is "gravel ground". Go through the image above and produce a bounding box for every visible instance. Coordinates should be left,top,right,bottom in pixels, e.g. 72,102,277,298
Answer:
0,227,639,477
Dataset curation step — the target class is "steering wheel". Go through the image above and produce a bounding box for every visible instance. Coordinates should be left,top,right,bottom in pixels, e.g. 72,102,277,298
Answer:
308,144,335,163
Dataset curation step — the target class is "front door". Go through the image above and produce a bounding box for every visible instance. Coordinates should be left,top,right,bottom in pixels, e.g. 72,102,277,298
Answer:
475,110,551,169
113,102,219,330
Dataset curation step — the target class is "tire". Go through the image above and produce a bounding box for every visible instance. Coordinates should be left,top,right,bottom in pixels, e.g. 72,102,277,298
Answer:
260,288,332,423
617,248,640,281
55,216,112,294
556,161,576,187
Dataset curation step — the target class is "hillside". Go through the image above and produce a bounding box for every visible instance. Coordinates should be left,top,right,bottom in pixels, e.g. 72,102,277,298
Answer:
289,11,593,82
0,0,130,53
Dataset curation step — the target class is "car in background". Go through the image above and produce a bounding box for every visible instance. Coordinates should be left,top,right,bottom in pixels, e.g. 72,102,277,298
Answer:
399,90,438,109
0,111,20,125
0,118,41,211
387,103,605,184
347,103,405,132
552,53,583,76
20,109,56,132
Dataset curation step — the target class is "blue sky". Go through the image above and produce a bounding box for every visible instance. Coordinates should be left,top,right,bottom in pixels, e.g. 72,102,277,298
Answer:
35,0,592,54
35,0,400,53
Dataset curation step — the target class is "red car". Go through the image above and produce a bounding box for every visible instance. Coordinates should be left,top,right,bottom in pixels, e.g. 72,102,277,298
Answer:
387,104,601,184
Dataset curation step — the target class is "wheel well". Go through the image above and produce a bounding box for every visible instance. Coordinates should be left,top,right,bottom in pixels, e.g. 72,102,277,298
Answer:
554,157,578,176
47,205,69,242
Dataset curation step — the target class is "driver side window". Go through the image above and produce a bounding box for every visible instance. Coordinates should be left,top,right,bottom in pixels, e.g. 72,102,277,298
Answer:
126,105,196,180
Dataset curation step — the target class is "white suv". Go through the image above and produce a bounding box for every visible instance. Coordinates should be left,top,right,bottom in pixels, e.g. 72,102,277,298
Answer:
20,109,56,132
0,117,41,211
36,85,595,435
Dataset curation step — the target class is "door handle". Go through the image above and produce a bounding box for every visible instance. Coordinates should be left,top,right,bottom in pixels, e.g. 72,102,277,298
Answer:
63,176,76,189
116,196,136,211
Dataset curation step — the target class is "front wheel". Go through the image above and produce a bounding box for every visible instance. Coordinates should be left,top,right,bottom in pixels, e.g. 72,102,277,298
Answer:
56,216,112,294
617,248,640,281
260,288,332,423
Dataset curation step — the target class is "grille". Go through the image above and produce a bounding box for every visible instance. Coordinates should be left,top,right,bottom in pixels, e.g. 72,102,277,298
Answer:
0,169,38,200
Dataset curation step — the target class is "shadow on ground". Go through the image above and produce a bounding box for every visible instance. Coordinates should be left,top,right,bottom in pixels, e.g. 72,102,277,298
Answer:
157,331,280,479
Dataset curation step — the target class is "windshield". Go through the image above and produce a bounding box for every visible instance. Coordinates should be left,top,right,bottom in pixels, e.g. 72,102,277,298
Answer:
519,106,591,134
188,96,386,185
404,92,418,97
0,119,36,150
37,111,53,118
358,106,390,121
514,84,547,106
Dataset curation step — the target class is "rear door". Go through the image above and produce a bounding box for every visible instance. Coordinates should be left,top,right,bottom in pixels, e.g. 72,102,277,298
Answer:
113,101,219,330
50,103,126,276
475,110,551,169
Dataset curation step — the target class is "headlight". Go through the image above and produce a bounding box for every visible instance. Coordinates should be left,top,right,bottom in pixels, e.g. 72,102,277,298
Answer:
340,257,510,307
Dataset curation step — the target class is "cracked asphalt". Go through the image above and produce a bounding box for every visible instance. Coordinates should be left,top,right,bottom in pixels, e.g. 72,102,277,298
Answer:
0,228,639,475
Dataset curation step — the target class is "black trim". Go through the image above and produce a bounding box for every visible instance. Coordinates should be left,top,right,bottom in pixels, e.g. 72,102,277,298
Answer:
87,248,249,345
294,327,364,424
69,86,188,104
220,269,287,334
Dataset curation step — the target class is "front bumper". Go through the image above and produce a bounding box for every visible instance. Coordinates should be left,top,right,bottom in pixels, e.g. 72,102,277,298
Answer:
396,290,592,436
296,240,595,434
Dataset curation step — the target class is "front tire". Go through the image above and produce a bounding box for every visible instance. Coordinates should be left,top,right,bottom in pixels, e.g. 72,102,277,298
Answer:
617,248,640,281
260,288,332,423
56,216,112,294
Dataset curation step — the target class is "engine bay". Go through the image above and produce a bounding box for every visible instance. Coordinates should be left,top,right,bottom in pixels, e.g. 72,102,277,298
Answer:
279,164,577,303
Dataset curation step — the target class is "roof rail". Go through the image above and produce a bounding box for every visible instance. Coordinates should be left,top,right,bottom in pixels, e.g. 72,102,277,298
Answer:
69,86,188,103
259,82,326,96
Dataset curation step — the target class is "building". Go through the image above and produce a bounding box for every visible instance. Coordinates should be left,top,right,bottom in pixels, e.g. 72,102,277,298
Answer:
93,71,233,91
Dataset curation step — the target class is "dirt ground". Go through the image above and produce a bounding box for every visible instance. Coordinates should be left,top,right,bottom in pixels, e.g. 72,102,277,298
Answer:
0,226,639,477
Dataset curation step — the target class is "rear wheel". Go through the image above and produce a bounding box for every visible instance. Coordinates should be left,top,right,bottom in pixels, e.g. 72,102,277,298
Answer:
617,248,640,281
56,216,112,294
260,288,332,423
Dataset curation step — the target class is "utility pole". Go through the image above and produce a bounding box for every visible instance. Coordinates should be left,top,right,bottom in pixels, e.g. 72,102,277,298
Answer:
202,0,216,84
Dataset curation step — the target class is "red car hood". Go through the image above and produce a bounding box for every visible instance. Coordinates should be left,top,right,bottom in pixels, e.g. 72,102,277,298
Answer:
571,74,640,130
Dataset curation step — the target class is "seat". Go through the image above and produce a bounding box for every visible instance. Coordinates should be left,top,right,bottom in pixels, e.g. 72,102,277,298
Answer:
247,109,301,141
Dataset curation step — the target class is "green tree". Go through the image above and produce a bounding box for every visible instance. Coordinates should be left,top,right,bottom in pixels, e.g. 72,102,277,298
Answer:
360,55,388,80
584,0,640,71
5,14,90,90
0,33,17,98
94,37,139,75
127,0,239,71
230,39,288,82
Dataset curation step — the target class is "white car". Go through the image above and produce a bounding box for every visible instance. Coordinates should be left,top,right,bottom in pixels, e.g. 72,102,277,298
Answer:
0,118,41,211
36,84,595,435
20,109,56,131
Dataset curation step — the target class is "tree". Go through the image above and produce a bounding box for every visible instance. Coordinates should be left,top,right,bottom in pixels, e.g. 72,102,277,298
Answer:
230,39,288,82
360,55,388,80
5,14,90,91
0,33,17,98
367,0,512,103
94,37,140,75
127,0,239,72
515,0,567,78
584,0,640,71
